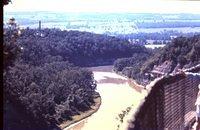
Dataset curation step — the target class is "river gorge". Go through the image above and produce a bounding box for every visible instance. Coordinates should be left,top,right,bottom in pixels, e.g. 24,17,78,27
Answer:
64,65,146,130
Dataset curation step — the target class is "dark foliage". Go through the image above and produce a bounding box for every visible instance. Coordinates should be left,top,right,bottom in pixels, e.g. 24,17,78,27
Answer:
113,52,153,84
4,62,97,126
142,35,200,73
114,53,151,78
114,35,200,85
17,28,148,66
3,28,112,129
3,26,22,69
4,28,147,129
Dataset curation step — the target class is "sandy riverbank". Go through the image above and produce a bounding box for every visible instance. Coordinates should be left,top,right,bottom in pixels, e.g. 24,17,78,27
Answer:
62,65,146,130
59,96,101,130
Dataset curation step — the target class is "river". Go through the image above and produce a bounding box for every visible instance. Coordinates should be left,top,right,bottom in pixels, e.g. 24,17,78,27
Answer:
64,65,146,130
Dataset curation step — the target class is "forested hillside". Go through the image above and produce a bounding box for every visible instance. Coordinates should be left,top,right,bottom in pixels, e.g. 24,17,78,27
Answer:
114,53,152,82
17,29,148,66
4,27,149,130
114,35,200,85
4,28,100,130
142,35,200,72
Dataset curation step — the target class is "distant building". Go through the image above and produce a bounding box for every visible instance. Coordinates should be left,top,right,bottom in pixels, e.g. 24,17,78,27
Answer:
146,40,155,45
145,44,165,49
146,40,171,45
170,35,177,40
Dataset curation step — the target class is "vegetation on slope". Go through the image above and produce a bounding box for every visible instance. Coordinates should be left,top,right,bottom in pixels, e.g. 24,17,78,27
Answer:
114,53,152,80
4,26,148,130
114,35,200,85
17,28,148,66
4,28,100,130
142,35,200,72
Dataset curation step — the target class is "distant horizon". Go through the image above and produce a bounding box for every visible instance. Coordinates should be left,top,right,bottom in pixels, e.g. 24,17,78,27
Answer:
3,0,200,14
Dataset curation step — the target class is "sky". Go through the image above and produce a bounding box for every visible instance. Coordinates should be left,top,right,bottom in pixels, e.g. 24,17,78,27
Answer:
3,0,200,14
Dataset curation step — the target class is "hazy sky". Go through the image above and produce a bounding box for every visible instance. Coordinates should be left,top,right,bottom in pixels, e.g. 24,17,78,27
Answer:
3,0,200,14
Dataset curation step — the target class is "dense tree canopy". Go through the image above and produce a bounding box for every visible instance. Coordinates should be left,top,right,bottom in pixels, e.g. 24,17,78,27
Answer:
142,35,200,73
17,28,148,66
4,61,98,128
114,53,152,79
4,27,148,130
114,35,200,85
4,17,200,129
3,18,22,69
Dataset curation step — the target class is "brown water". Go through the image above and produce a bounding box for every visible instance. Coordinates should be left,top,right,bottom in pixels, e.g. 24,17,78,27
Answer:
65,65,146,130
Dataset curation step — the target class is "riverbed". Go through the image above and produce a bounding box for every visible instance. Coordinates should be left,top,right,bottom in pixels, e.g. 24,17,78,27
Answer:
64,65,146,130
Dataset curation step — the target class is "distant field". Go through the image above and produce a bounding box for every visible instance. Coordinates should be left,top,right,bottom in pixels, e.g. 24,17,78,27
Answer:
3,12,200,35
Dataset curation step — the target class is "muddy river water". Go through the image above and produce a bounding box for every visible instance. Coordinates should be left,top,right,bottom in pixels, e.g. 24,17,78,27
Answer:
64,65,146,130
